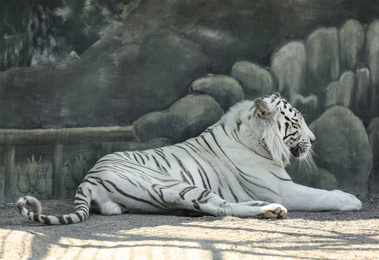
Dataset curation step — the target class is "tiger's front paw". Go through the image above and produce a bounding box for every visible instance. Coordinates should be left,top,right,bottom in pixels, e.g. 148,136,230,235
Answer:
331,190,362,211
261,203,287,219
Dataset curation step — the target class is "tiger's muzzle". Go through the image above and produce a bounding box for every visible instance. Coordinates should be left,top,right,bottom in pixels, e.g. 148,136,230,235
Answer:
290,142,311,159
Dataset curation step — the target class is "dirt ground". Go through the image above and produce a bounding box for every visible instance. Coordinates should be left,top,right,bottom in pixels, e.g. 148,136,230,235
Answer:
1,195,378,260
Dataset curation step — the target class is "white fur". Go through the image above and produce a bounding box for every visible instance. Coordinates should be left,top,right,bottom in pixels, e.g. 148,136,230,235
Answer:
221,98,292,167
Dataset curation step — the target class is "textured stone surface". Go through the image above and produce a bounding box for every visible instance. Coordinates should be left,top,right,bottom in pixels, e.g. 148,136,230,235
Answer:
230,61,273,100
339,19,365,72
355,68,371,122
271,41,307,101
292,94,318,110
0,30,211,128
310,106,372,194
367,118,379,193
366,20,379,90
190,74,244,111
356,68,370,106
133,94,223,142
366,20,379,114
325,71,355,108
306,28,340,97
291,94,319,122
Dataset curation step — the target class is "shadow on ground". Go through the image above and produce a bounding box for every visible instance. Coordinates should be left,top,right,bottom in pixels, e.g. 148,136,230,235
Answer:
1,197,378,259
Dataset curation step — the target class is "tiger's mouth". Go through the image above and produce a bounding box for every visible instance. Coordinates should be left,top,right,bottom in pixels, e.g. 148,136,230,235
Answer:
290,143,310,159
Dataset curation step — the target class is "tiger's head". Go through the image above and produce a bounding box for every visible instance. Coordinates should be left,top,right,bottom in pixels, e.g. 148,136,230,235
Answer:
257,92,315,165
223,92,315,167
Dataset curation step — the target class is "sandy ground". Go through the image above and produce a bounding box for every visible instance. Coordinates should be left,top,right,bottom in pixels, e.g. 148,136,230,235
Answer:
0,196,378,260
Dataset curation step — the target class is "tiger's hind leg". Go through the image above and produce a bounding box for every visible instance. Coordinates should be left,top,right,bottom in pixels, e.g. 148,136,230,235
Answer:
154,183,287,218
87,185,127,215
99,201,125,215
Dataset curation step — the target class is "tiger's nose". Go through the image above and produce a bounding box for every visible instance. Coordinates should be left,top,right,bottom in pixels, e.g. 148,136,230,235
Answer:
310,138,316,144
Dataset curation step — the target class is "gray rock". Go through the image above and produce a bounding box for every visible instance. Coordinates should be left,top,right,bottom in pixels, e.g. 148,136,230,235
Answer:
291,94,319,122
367,118,379,193
287,160,339,191
366,20,379,112
366,20,379,89
230,61,273,100
355,68,371,123
292,94,318,110
339,19,365,72
190,74,244,111
306,27,340,97
356,68,370,107
325,71,355,108
133,94,223,142
271,41,307,101
309,106,372,194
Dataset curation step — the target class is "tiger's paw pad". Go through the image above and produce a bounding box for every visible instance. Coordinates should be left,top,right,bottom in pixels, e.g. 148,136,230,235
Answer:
262,203,287,219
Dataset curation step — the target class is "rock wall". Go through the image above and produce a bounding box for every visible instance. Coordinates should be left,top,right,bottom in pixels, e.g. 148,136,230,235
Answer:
2,0,379,129
1,1,379,199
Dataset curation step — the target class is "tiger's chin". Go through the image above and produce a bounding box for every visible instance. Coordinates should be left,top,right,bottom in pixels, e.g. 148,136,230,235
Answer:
290,144,311,160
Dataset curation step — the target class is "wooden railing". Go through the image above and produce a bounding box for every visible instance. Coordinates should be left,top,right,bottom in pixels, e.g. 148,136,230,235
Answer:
0,126,136,204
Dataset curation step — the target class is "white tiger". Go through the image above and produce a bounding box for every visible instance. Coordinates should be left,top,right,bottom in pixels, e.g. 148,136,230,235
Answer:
17,93,362,225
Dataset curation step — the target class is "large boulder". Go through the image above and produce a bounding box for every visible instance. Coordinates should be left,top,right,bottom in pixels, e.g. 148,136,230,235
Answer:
325,71,355,108
366,20,379,90
366,20,379,117
309,106,372,194
306,27,340,99
339,19,365,72
190,74,244,111
291,94,319,122
355,68,371,123
355,68,370,107
133,94,223,142
271,41,307,101
367,118,379,193
230,61,273,100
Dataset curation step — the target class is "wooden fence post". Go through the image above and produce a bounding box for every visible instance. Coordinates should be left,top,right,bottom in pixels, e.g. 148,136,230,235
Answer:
53,143,64,199
4,146,15,203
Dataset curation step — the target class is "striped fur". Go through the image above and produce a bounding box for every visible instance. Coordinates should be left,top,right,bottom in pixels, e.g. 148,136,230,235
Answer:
17,93,362,225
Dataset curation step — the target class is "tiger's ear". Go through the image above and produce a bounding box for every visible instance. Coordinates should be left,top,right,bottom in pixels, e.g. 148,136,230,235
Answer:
254,98,270,116
273,92,281,98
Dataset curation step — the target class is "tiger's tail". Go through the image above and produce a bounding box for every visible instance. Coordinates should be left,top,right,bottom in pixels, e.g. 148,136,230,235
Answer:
16,187,91,225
